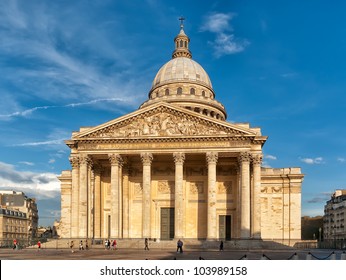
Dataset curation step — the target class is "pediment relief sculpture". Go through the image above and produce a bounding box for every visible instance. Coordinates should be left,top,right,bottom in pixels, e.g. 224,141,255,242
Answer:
80,107,247,138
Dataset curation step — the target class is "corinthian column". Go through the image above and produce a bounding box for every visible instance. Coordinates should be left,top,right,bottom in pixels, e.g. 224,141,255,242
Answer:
122,159,130,238
173,152,185,238
79,154,91,238
69,155,79,238
141,153,153,238
108,154,123,238
93,164,102,239
252,154,262,238
238,152,251,238
206,152,218,240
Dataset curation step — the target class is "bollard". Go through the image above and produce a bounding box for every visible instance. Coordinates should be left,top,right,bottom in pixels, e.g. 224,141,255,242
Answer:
292,253,299,260
243,254,248,260
306,252,312,260
341,251,346,260
330,252,336,260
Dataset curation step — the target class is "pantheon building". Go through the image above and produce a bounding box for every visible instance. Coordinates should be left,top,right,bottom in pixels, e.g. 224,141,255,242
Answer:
59,23,304,245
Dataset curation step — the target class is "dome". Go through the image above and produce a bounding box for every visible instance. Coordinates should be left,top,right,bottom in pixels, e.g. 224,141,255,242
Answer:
151,57,213,91
140,21,227,121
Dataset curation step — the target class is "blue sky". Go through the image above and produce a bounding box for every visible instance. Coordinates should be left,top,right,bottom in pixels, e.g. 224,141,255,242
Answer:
0,0,345,226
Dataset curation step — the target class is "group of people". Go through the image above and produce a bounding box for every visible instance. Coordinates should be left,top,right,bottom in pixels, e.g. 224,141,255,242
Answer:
104,239,117,250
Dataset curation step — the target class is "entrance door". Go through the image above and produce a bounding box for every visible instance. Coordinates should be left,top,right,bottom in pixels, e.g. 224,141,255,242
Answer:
219,215,232,240
160,208,174,240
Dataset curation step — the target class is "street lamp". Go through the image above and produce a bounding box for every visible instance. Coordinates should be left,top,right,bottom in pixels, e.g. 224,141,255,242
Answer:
318,227,322,248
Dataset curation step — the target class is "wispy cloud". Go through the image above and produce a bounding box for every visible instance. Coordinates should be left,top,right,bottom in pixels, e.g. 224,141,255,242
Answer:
264,154,277,160
337,157,345,163
200,12,249,57
0,161,60,199
300,157,324,164
0,98,130,121
280,72,298,78
306,192,332,203
10,139,65,147
0,1,148,119
19,161,35,166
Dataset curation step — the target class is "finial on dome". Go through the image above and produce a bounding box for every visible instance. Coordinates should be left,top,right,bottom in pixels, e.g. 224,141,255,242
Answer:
172,17,192,59
179,16,185,30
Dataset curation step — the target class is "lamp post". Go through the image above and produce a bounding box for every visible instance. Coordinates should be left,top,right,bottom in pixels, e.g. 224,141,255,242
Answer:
318,227,322,248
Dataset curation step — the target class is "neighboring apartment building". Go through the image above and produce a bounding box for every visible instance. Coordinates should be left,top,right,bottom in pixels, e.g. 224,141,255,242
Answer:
0,208,29,246
323,189,346,242
0,191,38,239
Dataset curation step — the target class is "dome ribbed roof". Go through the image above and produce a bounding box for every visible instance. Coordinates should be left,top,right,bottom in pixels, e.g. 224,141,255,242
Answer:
151,57,212,90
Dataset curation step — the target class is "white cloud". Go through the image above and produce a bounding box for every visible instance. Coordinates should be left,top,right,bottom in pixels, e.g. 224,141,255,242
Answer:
200,12,249,57
48,159,56,164
200,13,235,33
0,161,60,199
0,98,129,120
0,1,148,122
337,157,345,163
11,139,65,147
19,161,35,166
300,157,324,164
264,155,277,160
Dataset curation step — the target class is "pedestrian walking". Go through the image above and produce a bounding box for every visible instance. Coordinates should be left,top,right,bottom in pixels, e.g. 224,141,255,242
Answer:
70,240,74,252
79,240,84,250
219,241,224,251
37,240,41,250
85,240,89,250
144,238,149,250
13,239,17,250
176,239,183,253
112,239,117,250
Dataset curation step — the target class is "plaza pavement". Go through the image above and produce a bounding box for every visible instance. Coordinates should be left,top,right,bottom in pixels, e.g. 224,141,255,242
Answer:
0,247,344,260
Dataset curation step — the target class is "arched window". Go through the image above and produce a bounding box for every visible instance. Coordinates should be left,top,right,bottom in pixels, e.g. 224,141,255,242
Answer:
177,87,182,95
165,89,169,96
180,41,183,47
190,88,195,95
184,41,187,48
202,91,206,97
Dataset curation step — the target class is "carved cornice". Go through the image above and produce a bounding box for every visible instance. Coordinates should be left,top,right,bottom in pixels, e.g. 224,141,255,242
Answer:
140,153,153,166
206,152,218,164
108,154,123,166
69,155,79,168
173,152,185,165
238,152,251,163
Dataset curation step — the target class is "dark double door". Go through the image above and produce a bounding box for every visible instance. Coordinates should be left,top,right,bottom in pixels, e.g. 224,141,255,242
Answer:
160,207,174,240
219,215,232,240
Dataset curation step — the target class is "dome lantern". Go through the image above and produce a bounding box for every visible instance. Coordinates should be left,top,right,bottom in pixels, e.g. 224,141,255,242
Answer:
172,17,192,59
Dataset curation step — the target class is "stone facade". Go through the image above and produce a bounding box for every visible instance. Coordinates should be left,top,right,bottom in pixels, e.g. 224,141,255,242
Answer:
323,190,346,241
58,23,304,246
0,191,38,239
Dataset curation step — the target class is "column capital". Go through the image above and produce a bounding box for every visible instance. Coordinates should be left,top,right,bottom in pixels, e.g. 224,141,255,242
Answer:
238,152,251,164
141,153,153,166
206,152,218,164
108,153,123,166
173,152,185,165
69,155,80,168
251,154,263,166
79,154,92,166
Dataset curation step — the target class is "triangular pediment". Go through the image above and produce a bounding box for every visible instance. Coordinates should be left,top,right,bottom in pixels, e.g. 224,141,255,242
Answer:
73,102,257,140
